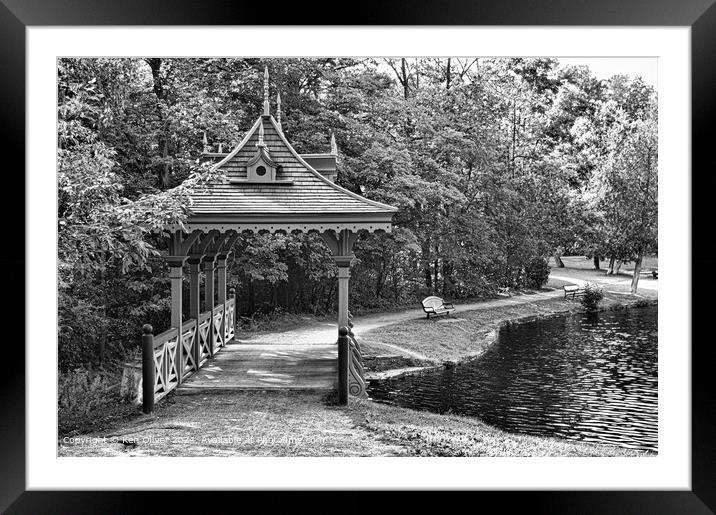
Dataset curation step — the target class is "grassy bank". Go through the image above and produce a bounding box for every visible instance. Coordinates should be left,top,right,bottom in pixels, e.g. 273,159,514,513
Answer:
361,292,656,370
58,390,651,457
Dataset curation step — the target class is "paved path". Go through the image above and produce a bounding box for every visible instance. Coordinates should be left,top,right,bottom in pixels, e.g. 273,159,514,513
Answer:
235,288,564,346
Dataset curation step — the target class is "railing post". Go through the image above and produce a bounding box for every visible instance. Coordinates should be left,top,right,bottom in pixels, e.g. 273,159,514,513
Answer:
229,287,236,340
203,255,216,355
338,326,349,406
142,324,155,414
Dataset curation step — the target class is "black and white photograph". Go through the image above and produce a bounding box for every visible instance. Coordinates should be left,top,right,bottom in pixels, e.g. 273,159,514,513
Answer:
55,56,659,459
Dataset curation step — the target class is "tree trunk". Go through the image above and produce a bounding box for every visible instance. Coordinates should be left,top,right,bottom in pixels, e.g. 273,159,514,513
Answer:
433,243,440,293
615,260,623,274
375,268,385,298
593,256,600,270
401,58,410,100
607,256,615,275
422,236,432,289
446,58,451,89
631,252,643,294
553,246,565,268
511,100,517,175
433,258,440,294
146,58,172,189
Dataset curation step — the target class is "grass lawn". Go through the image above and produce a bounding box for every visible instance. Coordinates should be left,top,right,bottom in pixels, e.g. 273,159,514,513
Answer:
360,293,654,366
58,390,651,457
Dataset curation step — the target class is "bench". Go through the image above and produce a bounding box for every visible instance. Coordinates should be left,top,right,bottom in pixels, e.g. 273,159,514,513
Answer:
639,268,658,279
421,296,455,319
563,284,585,300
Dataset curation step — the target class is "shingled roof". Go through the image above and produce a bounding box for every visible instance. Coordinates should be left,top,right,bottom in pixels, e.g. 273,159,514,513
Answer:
186,107,397,234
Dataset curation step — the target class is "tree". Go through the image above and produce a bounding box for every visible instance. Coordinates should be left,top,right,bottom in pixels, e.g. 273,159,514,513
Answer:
599,111,657,293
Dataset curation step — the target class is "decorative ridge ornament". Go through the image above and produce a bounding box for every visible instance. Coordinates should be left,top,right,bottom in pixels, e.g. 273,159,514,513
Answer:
276,91,282,131
202,131,209,153
330,132,338,156
263,66,270,116
256,120,266,147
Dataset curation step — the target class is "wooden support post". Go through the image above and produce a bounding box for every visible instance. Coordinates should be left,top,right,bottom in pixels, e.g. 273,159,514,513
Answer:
188,257,202,370
319,230,362,401
217,254,228,344
337,326,349,405
229,286,236,340
203,255,216,355
336,257,351,331
167,257,186,384
142,324,155,414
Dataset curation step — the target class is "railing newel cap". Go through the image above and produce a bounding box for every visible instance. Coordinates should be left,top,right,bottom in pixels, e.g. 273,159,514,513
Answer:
143,324,153,334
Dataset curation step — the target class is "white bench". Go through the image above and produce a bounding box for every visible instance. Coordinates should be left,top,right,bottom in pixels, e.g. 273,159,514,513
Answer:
639,268,658,279
563,284,585,300
421,296,455,319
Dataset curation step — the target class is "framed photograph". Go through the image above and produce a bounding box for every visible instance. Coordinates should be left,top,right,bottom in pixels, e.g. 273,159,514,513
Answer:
5,0,713,512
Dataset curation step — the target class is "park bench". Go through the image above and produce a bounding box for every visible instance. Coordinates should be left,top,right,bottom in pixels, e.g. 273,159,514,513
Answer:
563,284,585,300
639,268,658,279
421,296,455,319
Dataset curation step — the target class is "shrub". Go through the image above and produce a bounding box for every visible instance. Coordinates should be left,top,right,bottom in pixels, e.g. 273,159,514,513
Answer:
58,367,133,435
580,282,605,311
524,257,551,288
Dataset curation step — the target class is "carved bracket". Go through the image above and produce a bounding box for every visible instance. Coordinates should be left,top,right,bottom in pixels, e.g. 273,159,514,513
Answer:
347,321,368,398
320,229,359,258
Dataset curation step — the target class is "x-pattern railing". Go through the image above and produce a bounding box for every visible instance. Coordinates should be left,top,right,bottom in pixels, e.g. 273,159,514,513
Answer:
152,327,179,401
225,298,236,342
212,304,225,350
197,311,211,365
143,297,236,412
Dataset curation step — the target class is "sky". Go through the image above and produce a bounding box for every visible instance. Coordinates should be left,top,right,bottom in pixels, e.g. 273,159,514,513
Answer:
556,57,657,88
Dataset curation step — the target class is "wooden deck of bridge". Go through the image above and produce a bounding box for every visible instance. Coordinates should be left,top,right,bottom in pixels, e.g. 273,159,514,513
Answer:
177,341,338,393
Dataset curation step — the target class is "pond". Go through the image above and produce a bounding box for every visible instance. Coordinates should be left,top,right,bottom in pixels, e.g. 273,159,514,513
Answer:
368,306,658,452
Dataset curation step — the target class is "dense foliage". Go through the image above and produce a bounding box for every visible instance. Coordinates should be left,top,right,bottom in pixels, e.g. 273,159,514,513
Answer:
581,282,606,311
57,58,657,371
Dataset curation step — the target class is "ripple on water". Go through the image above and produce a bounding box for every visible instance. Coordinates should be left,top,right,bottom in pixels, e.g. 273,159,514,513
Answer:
368,306,658,452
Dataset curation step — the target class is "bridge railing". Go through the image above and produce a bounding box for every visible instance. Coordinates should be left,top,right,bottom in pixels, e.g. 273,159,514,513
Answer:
141,295,236,414
212,303,225,352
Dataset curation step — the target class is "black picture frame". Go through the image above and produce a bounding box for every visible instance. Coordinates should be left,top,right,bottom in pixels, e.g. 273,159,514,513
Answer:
3,0,713,512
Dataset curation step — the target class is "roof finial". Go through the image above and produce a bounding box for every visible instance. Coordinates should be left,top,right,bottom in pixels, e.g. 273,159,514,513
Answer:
218,142,223,153
330,132,338,156
263,66,270,116
202,131,209,152
256,120,266,147
276,91,282,131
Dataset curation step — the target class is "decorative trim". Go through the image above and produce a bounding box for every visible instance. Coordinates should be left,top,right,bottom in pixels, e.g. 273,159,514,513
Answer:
173,222,392,234
245,147,279,168
229,179,293,185
263,65,270,116
330,132,338,156
276,91,282,130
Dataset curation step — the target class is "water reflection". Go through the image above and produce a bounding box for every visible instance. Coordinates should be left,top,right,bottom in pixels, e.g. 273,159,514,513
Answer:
368,306,658,451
